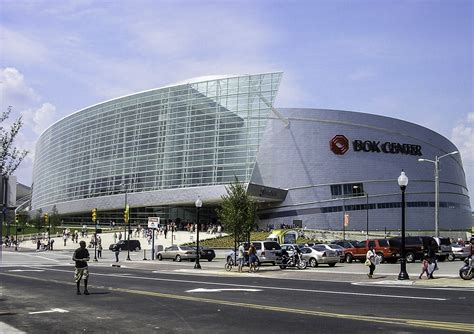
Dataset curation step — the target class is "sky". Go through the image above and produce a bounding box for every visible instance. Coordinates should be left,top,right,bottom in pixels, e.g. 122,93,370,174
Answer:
0,0,473,206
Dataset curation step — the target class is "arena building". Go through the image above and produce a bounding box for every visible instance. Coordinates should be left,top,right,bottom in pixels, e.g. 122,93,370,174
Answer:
31,72,472,232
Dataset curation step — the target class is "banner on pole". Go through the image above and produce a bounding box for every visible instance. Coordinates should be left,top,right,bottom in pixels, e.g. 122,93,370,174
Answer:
344,213,350,227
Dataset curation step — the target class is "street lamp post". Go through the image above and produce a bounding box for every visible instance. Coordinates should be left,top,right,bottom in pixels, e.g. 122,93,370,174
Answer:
121,183,131,261
353,185,369,240
194,196,202,269
397,170,409,280
418,151,458,237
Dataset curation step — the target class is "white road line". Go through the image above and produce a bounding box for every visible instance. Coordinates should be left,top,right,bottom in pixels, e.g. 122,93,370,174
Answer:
8,269,44,272
32,267,447,301
29,308,69,315
0,321,25,333
7,253,61,263
186,288,262,293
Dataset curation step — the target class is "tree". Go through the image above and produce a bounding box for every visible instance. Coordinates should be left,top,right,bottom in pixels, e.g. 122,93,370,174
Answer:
1,106,29,176
1,106,28,244
33,209,43,233
50,205,61,234
216,177,258,260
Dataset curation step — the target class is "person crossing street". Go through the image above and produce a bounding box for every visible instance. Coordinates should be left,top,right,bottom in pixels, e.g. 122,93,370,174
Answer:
73,241,90,295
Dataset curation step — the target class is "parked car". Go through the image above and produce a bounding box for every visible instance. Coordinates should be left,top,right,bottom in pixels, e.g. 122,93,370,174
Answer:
433,237,452,261
300,246,339,267
331,239,359,249
281,244,301,257
194,246,216,262
448,243,470,261
343,239,398,263
109,240,141,252
157,245,197,262
226,241,283,265
388,236,444,262
315,244,345,262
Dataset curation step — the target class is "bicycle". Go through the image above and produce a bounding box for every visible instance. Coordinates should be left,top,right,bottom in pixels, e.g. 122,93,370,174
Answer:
224,256,260,272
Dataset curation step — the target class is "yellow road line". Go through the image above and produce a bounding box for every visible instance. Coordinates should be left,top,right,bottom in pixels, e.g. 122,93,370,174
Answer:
1,272,472,332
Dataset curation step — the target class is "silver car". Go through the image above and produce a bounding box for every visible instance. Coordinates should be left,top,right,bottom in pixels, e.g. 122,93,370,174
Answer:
315,243,345,262
448,243,470,261
300,245,339,267
157,245,197,262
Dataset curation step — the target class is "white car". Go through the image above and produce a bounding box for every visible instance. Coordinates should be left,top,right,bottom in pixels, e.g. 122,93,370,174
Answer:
300,245,339,267
315,243,345,262
448,243,470,261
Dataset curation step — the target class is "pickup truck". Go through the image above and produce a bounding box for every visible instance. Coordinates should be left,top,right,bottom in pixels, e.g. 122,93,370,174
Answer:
343,239,398,263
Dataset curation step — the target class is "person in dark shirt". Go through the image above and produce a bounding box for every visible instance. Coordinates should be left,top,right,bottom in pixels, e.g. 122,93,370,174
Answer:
73,241,90,295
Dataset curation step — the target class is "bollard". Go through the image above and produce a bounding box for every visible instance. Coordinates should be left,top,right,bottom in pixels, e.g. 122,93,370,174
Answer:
143,249,148,260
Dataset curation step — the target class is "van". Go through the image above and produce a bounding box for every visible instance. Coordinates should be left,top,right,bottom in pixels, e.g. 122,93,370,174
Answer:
388,236,443,262
226,240,283,265
109,240,141,252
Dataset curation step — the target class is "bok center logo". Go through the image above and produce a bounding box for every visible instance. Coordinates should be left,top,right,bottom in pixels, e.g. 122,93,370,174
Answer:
330,135,349,155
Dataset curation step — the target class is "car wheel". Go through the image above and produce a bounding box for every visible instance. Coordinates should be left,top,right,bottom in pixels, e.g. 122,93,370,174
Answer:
157,254,162,261
328,262,336,267
406,252,415,263
279,265,287,269
345,253,353,263
135,247,140,251
207,258,213,262
447,253,455,261
175,255,182,262
309,258,318,267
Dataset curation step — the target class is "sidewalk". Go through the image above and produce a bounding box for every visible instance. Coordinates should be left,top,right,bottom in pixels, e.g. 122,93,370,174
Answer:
18,230,226,252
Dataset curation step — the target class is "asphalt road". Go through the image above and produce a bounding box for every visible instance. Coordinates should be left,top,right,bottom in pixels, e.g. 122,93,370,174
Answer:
1,249,473,333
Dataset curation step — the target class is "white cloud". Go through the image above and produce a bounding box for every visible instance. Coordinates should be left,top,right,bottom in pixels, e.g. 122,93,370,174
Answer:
0,67,41,108
0,26,49,64
0,67,57,185
451,112,474,202
32,103,56,135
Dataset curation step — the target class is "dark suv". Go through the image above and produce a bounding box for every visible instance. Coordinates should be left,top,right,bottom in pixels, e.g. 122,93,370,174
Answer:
109,240,141,251
388,236,440,262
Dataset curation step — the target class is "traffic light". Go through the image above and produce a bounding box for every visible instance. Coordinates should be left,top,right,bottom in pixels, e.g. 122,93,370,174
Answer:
124,204,129,225
15,213,19,224
92,208,97,223
44,213,49,225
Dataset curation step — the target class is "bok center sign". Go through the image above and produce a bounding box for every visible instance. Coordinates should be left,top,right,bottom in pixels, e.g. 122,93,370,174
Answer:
330,135,422,156
148,217,160,229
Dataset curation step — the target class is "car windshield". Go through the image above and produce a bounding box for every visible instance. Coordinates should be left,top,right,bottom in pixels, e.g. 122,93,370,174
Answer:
180,246,193,250
328,244,342,250
438,238,451,245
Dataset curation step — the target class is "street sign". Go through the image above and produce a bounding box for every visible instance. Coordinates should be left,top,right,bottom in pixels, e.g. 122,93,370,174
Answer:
148,217,160,229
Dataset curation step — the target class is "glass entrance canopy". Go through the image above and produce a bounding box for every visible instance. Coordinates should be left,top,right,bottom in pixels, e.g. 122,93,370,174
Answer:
31,72,282,210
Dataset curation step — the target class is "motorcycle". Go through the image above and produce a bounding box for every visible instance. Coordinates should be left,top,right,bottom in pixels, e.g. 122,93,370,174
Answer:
459,257,473,280
280,251,307,270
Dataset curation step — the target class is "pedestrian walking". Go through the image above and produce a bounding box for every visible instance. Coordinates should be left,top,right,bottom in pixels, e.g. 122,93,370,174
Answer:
72,241,90,295
97,243,103,259
427,240,438,279
118,231,122,241
248,243,257,272
63,233,68,246
237,243,245,272
114,247,120,262
366,245,376,278
113,231,117,243
419,256,430,279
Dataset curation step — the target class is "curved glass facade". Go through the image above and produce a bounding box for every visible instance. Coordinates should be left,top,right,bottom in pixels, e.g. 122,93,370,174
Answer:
31,72,282,210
